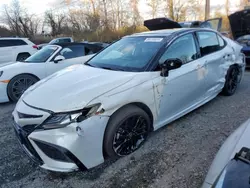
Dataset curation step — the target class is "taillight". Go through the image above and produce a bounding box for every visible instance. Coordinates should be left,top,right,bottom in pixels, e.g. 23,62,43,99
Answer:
33,45,38,49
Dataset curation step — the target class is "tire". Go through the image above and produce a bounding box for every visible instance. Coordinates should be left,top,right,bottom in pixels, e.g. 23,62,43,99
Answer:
104,105,151,157
16,53,30,62
7,74,39,102
221,65,241,96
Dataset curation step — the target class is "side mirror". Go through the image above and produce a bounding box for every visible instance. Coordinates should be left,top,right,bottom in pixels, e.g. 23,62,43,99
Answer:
160,58,182,77
54,55,65,63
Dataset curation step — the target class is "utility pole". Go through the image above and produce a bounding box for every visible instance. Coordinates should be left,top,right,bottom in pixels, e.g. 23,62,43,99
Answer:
205,0,210,20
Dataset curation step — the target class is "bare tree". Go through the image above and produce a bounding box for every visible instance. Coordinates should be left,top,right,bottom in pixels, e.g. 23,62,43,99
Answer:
44,11,66,36
3,0,40,37
165,0,202,22
130,0,142,26
238,0,250,9
225,0,230,15
165,0,189,22
147,0,162,18
0,26,12,37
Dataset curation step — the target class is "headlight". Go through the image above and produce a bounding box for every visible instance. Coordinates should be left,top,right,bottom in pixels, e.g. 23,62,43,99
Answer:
0,71,3,77
41,103,101,130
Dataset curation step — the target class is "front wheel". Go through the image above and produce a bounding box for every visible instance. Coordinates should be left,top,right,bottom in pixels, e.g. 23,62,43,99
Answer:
221,65,241,96
7,74,39,102
104,105,151,157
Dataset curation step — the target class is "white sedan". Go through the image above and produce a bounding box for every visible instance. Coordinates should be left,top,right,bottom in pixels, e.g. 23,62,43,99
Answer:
12,26,245,172
0,43,102,102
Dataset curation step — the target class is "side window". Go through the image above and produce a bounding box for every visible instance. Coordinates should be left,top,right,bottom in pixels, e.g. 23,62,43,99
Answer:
85,47,94,55
197,32,220,56
12,39,27,46
159,33,197,65
217,35,226,49
60,45,85,59
59,38,71,43
0,39,27,47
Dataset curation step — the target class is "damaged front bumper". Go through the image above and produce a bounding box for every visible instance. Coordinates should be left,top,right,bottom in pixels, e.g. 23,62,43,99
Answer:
12,100,110,172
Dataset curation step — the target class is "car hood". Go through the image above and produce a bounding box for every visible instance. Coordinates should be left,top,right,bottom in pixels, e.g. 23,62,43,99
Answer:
229,9,250,39
22,64,136,112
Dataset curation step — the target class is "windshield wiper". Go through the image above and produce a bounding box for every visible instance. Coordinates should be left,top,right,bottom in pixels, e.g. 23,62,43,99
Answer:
99,66,126,71
85,63,98,68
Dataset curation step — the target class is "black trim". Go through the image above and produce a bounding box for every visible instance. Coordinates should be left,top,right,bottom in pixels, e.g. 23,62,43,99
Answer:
22,100,54,114
17,111,43,119
33,139,87,171
13,121,43,165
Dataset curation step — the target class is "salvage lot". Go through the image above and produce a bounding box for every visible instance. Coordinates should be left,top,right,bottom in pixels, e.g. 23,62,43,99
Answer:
0,71,250,188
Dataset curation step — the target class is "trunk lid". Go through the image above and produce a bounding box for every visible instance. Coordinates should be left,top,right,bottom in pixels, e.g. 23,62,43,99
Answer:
229,9,250,40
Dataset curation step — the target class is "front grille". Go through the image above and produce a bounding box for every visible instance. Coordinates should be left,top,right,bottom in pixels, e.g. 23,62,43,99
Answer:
13,122,43,165
22,124,36,133
34,140,72,163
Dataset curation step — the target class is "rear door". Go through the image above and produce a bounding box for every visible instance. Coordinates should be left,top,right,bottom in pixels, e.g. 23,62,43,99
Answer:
196,31,231,97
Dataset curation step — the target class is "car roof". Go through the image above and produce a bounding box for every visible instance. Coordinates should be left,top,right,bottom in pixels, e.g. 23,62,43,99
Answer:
129,28,216,38
0,37,28,40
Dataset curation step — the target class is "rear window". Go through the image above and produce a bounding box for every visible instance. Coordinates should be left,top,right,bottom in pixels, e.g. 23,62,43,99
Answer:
59,45,86,59
59,38,71,43
197,32,220,56
0,39,27,47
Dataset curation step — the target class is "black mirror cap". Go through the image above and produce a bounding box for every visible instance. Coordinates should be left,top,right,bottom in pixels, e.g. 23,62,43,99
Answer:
161,58,182,70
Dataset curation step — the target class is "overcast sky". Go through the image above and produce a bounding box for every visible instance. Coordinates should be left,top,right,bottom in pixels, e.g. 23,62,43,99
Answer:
0,0,241,19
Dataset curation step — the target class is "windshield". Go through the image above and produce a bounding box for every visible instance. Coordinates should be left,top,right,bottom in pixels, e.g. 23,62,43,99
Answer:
86,36,165,72
25,46,59,63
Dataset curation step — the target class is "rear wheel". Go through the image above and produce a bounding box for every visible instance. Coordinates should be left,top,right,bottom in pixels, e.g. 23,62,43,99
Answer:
222,65,241,96
7,74,39,102
104,105,151,157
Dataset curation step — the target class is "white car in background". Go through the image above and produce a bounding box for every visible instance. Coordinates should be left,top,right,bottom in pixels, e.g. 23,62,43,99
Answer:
0,42,103,102
0,38,38,64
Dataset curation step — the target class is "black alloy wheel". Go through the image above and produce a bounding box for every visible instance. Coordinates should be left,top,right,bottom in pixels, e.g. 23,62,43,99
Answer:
113,115,149,156
104,105,151,157
222,65,241,96
7,74,38,102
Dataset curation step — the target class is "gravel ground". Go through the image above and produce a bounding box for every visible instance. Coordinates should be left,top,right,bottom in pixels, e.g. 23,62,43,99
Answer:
1,71,250,188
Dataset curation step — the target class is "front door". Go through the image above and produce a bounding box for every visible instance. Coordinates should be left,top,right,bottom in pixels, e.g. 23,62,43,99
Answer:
153,33,206,129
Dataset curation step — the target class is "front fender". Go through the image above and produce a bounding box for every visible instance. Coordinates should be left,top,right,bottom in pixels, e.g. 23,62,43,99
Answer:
88,75,157,122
